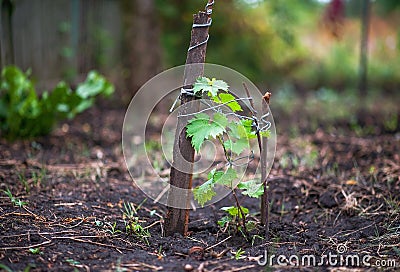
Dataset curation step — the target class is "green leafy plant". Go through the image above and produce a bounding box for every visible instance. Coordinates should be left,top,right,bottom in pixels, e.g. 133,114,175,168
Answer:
186,77,271,235
218,206,249,234
95,220,103,227
32,167,47,187
105,221,122,235
193,168,238,207
3,188,28,207
232,248,246,260
0,65,114,140
217,205,258,238
17,170,29,193
383,113,398,132
122,200,150,245
29,247,43,255
125,218,150,245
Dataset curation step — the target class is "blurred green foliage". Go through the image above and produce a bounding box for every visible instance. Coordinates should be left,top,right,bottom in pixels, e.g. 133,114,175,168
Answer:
155,0,316,86
0,66,114,140
155,0,400,92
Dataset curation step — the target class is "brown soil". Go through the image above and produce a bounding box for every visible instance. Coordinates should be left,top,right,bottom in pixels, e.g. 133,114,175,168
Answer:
0,101,399,271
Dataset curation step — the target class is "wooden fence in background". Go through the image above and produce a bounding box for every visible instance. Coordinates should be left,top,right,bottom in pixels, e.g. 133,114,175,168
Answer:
0,0,123,90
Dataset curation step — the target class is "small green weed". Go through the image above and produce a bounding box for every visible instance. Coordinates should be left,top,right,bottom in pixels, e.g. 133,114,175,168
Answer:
32,167,47,187
232,248,246,260
122,200,150,244
17,171,30,193
218,206,250,235
125,218,150,245
383,195,400,216
3,188,28,207
29,247,42,255
383,113,398,132
105,222,122,235
122,201,138,219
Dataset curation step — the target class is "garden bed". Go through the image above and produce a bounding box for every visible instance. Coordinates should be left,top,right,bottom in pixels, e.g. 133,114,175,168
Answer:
0,101,399,271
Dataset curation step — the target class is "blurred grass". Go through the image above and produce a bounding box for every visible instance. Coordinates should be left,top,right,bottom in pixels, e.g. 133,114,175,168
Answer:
272,85,400,136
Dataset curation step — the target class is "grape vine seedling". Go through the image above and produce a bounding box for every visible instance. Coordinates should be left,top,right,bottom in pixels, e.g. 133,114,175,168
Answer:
185,77,271,235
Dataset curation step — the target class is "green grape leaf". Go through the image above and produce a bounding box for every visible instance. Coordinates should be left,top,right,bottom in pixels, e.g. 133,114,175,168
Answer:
217,216,230,227
207,168,216,179
212,93,242,113
223,140,233,152
193,178,216,207
223,122,251,155
237,180,264,198
193,77,210,95
213,112,228,129
228,122,247,139
213,167,237,187
218,93,242,112
212,79,229,93
211,95,221,103
186,113,226,152
241,119,257,139
186,113,211,152
224,137,249,155
221,206,249,218
193,77,229,97
194,167,238,207
260,130,271,138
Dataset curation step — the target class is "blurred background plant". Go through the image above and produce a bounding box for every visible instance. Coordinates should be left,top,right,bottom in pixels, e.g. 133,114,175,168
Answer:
0,66,114,140
0,0,399,136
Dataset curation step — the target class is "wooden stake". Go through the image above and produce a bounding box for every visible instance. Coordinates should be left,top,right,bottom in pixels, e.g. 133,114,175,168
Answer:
164,1,213,236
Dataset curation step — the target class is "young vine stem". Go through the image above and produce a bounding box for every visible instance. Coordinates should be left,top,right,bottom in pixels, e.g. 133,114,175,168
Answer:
178,97,254,118
217,134,248,239
232,188,249,240
242,83,262,153
217,135,231,164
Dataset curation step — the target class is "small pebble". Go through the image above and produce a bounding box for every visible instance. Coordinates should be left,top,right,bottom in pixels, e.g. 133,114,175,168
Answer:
184,264,193,271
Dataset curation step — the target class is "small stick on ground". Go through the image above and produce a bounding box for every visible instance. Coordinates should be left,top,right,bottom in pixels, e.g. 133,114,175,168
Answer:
52,236,144,251
242,82,271,237
205,235,231,251
260,92,271,238
0,240,52,251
